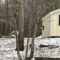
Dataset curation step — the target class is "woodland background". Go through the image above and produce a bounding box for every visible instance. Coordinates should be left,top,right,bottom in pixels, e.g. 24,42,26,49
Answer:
0,0,60,60
0,0,60,37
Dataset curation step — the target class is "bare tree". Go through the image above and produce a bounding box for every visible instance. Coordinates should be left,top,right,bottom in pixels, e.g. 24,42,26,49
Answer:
10,0,24,60
10,0,24,51
4,0,60,60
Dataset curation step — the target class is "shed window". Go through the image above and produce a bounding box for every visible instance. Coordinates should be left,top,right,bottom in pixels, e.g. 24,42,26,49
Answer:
59,15,60,25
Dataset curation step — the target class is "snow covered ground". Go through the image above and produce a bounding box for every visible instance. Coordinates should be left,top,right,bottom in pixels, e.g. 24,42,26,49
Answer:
0,36,60,60
0,38,18,60
34,37,60,58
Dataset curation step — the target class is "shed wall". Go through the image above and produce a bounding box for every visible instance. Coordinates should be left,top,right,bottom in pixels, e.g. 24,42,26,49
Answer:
51,12,60,36
42,16,51,38
42,10,60,38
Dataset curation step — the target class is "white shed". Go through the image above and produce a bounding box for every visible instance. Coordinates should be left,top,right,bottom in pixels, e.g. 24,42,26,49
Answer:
42,9,60,38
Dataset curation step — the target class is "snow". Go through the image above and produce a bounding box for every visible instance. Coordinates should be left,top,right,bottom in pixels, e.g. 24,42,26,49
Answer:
0,36,60,60
34,36,60,58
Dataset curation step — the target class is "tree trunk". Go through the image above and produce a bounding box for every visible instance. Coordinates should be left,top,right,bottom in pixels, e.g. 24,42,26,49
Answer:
15,0,24,51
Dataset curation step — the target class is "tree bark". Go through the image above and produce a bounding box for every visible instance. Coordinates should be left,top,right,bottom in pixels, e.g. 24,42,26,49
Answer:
15,0,24,51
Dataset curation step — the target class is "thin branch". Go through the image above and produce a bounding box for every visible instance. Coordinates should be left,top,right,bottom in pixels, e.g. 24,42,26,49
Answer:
28,0,37,60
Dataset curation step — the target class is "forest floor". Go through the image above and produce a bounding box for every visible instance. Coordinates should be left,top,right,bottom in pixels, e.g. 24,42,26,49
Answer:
0,36,60,60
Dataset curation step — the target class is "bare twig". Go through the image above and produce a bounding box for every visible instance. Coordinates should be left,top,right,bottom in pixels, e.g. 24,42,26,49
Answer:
28,0,37,60
17,50,22,60
29,23,37,60
16,27,22,60
25,1,32,59
25,38,29,60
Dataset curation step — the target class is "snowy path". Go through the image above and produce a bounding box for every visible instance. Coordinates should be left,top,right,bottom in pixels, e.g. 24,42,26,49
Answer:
0,37,60,60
